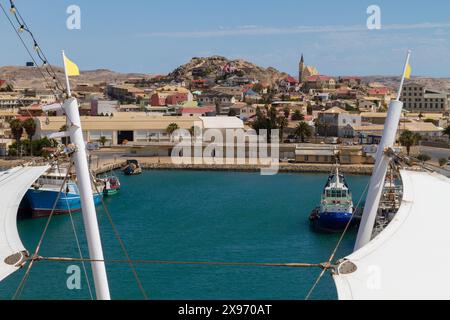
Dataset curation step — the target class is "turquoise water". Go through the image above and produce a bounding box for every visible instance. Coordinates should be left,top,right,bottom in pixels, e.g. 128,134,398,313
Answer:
0,171,368,300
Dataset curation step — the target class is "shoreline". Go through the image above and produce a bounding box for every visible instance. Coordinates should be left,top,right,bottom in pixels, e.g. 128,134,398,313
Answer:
1,158,374,176
135,161,374,176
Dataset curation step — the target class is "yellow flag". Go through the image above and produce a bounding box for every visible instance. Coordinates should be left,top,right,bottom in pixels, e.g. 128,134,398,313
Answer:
64,55,80,77
404,63,412,80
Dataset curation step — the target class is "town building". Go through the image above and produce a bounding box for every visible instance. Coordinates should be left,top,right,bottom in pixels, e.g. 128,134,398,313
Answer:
401,83,450,113
294,144,373,164
338,76,362,87
303,75,336,92
106,84,146,103
34,114,244,146
91,100,120,116
0,94,40,110
350,121,444,140
367,87,391,107
317,107,361,137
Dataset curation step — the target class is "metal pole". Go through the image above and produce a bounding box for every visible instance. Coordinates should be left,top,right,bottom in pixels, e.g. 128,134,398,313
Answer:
61,52,111,300
354,51,411,251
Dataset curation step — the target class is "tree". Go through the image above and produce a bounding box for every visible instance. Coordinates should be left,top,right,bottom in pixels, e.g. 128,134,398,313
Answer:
276,116,288,142
283,107,291,119
228,109,237,117
294,121,312,143
291,110,305,121
99,136,107,147
399,130,421,156
166,123,180,142
189,125,202,141
22,118,36,156
444,125,450,141
417,153,431,163
8,119,23,157
439,158,448,167
9,119,23,145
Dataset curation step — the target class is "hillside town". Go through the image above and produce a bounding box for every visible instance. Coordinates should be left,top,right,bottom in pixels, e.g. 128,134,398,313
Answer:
1,55,450,166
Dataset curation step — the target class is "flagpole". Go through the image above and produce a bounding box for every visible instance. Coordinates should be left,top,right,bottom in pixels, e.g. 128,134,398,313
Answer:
61,51,111,300
62,50,72,97
396,50,411,101
354,50,411,251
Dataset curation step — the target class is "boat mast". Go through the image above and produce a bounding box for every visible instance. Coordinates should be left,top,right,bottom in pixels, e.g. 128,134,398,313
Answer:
354,50,411,251
61,51,111,300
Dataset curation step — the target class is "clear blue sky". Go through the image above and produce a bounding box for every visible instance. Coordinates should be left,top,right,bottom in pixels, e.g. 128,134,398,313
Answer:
1,0,450,77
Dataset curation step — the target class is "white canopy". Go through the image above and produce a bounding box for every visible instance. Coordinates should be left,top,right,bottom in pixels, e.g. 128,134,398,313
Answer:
333,170,450,300
0,166,49,282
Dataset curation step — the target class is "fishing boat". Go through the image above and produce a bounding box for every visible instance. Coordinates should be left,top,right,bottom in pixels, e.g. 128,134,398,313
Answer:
309,167,355,233
20,168,103,218
122,160,142,176
98,175,121,196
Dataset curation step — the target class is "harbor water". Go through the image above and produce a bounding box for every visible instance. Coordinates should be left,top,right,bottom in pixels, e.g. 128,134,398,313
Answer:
0,170,369,300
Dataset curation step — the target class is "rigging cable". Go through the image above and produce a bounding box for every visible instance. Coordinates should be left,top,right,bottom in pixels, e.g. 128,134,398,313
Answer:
0,2,55,94
90,171,149,300
12,159,74,300
33,256,328,270
305,179,370,300
9,0,66,93
60,162,94,300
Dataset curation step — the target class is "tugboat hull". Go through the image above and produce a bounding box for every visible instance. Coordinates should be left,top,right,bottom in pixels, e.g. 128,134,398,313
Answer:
310,210,354,233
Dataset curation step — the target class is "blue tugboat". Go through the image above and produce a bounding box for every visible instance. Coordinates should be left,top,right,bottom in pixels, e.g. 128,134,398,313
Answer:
20,168,102,218
309,167,355,233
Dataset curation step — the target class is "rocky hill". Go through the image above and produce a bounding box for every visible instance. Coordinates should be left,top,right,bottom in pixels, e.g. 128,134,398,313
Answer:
362,76,450,91
0,66,147,89
166,56,288,85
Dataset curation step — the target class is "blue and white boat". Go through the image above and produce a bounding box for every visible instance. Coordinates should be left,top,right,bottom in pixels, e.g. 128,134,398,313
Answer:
310,167,355,233
20,168,102,218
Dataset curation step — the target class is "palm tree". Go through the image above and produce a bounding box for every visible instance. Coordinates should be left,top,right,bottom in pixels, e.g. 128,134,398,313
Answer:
277,116,288,142
99,136,107,147
444,125,450,141
292,110,305,121
189,125,202,141
399,130,421,156
8,119,23,157
9,119,23,144
22,118,36,156
166,123,180,141
314,118,328,137
294,121,312,143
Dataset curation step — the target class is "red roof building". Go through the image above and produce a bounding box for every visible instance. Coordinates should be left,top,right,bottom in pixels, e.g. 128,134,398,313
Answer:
181,107,214,116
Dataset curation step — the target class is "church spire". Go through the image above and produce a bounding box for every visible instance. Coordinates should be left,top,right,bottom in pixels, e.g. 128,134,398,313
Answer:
299,53,305,84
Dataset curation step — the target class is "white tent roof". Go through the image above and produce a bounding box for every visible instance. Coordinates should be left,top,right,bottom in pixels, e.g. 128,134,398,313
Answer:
0,166,49,282
199,117,244,129
333,170,450,300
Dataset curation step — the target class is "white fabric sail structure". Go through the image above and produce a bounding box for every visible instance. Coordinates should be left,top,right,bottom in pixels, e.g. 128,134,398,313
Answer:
333,169,450,300
0,166,49,282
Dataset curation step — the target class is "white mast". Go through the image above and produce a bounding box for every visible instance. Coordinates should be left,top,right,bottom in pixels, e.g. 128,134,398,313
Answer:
61,51,111,300
354,50,411,251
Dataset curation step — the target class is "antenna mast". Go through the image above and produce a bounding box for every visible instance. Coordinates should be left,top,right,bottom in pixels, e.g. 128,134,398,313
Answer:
61,51,111,300
354,50,411,251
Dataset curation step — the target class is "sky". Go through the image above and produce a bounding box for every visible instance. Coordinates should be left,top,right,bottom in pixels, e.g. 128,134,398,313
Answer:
1,0,450,77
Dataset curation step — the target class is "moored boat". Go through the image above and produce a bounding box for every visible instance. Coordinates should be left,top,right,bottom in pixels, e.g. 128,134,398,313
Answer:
20,168,102,218
310,167,355,233
98,175,121,196
122,160,142,176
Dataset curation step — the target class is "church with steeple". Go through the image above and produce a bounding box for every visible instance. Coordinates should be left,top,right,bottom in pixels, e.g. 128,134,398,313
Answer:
298,54,319,84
